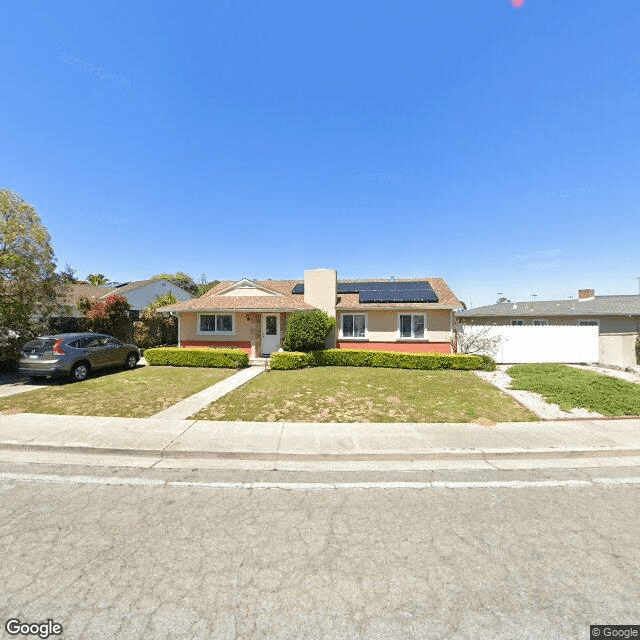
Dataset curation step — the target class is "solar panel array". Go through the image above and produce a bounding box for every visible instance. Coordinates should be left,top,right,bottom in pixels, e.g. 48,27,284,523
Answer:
291,281,439,303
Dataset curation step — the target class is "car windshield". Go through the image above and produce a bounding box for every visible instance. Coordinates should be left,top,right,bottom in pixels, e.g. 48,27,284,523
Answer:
22,339,57,354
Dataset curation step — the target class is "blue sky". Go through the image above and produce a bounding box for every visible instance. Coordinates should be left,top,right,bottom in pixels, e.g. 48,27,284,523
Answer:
2,0,639,307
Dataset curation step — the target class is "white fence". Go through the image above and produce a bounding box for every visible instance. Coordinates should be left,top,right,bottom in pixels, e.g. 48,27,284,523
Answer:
458,324,599,364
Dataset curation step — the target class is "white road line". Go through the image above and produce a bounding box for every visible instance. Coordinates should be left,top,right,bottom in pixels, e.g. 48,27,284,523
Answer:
1,471,640,490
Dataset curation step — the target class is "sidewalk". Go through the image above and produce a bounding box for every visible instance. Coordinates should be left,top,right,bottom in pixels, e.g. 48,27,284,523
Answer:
1,412,640,469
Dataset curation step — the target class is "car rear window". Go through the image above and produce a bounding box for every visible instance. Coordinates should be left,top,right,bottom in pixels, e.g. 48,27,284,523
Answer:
22,339,57,354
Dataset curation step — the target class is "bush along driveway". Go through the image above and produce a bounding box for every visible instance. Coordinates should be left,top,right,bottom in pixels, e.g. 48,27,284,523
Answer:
0,366,235,418
192,366,537,423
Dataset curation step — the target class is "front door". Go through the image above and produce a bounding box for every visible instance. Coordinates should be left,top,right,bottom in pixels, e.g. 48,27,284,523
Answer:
261,314,280,355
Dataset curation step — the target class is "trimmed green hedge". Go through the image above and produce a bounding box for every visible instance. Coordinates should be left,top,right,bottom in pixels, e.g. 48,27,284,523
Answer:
270,351,314,370
477,354,497,372
144,347,248,369
270,348,495,371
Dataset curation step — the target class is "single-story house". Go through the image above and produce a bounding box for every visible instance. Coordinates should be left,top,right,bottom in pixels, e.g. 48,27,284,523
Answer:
160,269,462,358
61,278,193,317
457,288,640,367
50,278,193,333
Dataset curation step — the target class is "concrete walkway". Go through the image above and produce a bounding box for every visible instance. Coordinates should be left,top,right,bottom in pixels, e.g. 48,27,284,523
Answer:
1,412,640,470
150,365,265,420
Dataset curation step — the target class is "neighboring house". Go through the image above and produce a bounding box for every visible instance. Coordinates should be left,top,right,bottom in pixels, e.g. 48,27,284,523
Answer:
61,278,193,317
50,278,193,333
457,288,640,367
160,269,462,358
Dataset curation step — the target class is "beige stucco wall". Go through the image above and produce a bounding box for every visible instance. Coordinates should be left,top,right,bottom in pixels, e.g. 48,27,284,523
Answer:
179,312,251,343
339,309,452,343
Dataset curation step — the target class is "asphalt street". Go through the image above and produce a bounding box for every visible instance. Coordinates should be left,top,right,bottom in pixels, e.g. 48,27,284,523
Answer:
1,462,639,639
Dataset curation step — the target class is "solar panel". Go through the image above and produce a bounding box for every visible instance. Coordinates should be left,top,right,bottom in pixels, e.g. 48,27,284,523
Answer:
359,286,438,303
292,280,439,303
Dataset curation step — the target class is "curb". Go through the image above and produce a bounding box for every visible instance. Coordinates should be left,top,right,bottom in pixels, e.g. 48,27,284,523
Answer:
1,441,640,462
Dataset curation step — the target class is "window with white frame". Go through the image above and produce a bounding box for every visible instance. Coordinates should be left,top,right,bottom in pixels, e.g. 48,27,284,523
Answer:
341,314,366,338
579,320,599,327
399,314,425,339
533,320,549,326
511,319,524,326
198,314,234,334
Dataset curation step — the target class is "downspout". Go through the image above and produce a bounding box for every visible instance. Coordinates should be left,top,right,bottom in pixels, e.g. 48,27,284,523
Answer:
451,311,456,353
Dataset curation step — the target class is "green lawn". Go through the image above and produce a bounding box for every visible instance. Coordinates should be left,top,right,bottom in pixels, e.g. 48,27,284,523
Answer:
193,366,537,423
508,364,640,416
0,366,234,418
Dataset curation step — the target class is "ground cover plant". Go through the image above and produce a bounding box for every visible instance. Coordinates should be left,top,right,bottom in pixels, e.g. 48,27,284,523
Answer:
0,366,233,418
193,366,536,423
508,364,640,416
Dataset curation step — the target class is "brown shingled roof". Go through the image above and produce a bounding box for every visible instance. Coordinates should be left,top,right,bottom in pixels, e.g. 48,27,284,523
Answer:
63,284,117,313
161,280,315,312
161,277,461,313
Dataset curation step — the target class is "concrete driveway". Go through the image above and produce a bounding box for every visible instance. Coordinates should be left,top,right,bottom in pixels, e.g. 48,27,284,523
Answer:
0,357,148,399
0,373,49,398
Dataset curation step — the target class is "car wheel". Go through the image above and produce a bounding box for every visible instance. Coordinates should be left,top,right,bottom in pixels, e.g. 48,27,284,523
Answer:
70,362,89,382
125,353,138,370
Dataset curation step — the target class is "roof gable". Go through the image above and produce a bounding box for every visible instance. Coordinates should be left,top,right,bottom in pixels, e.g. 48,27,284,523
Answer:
216,279,282,297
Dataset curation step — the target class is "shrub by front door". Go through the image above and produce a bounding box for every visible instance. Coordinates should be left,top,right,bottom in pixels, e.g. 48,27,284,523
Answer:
261,314,280,355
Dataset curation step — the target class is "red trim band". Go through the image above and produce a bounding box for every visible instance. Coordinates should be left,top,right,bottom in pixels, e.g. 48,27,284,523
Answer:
336,341,452,354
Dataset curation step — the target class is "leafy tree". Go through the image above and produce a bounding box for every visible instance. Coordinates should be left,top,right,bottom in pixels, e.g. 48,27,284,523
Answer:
152,271,219,297
133,293,178,348
0,189,72,368
87,273,108,285
196,273,220,297
77,294,131,341
153,272,199,296
282,310,336,352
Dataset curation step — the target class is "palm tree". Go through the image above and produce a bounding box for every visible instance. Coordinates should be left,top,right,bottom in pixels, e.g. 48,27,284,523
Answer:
87,273,108,285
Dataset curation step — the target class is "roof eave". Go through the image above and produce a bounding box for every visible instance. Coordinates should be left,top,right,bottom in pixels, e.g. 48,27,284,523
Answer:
337,304,459,311
161,306,313,313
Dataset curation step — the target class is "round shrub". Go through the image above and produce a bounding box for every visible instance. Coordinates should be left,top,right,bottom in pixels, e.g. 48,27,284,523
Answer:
282,310,335,352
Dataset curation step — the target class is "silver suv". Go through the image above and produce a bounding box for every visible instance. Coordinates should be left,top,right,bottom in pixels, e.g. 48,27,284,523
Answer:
19,333,140,382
